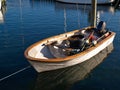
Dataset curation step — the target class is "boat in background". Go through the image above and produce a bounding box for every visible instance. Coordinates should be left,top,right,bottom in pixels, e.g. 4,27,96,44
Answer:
0,0,6,10
56,0,115,5
0,10,3,23
24,21,115,73
0,0,1,9
0,0,6,23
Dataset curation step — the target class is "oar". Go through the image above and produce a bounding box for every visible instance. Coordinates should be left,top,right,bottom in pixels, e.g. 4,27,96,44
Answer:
91,31,110,46
96,32,109,42
81,31,110,51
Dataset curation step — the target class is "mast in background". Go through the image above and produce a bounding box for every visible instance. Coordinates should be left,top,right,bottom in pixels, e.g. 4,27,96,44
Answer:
91,0,97,27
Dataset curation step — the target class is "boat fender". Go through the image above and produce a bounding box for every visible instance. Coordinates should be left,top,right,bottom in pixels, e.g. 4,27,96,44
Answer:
92,40,97,45
85,40,90,44
81,30,86,34
104,32,110,37
53,45,59,49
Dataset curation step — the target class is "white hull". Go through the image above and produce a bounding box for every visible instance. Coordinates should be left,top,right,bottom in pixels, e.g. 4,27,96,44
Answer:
34,43,113,89
56,0,115,5
28,34,115,73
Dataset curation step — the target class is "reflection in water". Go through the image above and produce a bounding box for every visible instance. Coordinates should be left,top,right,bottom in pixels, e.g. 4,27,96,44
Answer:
55,2,115,25
0,11,3,23
33,43,114,90
55,2,115,13
29,0,115,13
29,0,116,27
29,0,55,8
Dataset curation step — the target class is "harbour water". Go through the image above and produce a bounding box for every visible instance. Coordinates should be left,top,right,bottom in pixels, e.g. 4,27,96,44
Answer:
0,0,120,90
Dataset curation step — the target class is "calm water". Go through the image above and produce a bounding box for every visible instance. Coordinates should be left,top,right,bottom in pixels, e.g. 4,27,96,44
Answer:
0,0,120,90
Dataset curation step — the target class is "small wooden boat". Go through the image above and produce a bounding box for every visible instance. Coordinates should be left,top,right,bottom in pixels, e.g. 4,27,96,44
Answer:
56,0,115,5
24,21,115,73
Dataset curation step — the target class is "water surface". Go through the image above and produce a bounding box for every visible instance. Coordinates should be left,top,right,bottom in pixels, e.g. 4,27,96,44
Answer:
0,0,120,90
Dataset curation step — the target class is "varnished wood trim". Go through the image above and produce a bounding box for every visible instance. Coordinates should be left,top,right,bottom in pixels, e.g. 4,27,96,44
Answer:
24,26,115,63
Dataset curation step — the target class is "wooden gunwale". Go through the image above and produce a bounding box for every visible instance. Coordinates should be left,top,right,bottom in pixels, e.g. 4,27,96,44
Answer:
24,27,115,63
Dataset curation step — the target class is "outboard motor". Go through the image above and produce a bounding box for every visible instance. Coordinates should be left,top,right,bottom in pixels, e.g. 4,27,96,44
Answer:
97,21,107,36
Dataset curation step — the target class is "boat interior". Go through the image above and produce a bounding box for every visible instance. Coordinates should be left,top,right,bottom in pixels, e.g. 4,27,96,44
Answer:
47,21,111,58
27,21,111,59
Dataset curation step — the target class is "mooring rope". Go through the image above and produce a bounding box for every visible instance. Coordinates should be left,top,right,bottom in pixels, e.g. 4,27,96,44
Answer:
0,65,31,82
